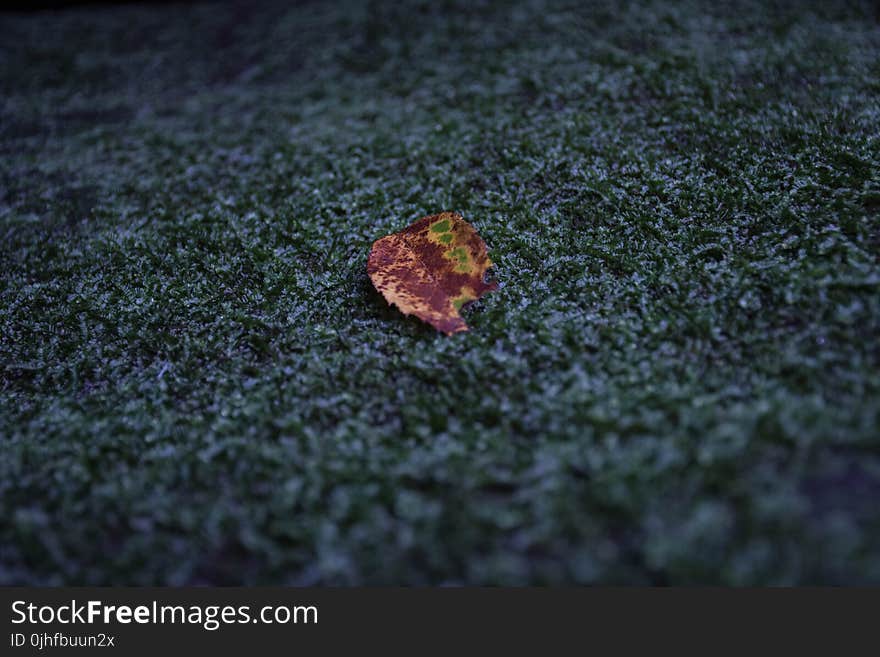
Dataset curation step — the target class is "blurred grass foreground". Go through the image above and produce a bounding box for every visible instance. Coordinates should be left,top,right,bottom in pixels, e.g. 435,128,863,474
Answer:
1,0,879,584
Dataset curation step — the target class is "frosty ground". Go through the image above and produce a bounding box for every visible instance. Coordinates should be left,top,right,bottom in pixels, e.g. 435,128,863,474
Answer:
1,0,879,584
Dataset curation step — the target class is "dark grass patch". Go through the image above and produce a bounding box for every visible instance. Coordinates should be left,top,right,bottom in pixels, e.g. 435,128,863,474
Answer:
1,0,879,585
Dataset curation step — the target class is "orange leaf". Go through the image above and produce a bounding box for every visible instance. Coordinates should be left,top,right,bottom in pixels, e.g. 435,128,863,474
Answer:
367,212,497,335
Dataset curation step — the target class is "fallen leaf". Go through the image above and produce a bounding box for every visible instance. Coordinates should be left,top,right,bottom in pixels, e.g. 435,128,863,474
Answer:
367,212,497,335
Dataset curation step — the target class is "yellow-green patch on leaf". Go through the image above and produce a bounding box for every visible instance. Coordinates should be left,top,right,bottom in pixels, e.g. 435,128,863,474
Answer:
367,212,497,335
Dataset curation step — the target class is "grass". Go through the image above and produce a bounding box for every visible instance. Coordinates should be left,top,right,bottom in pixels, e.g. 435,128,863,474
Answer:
1,0,879,585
